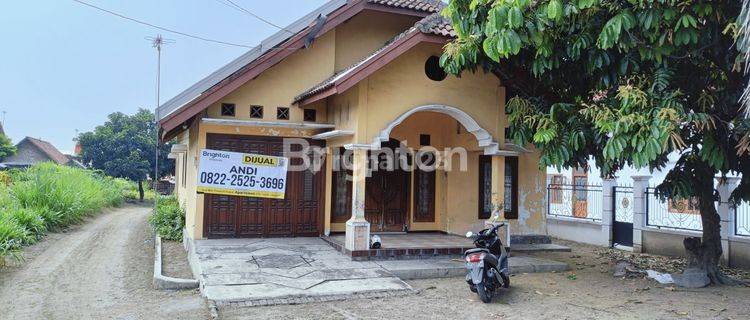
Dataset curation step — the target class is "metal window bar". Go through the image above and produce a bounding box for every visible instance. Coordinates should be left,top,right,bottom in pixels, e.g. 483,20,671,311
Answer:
736,201,750,237
546,184,603,221
645,187,703,232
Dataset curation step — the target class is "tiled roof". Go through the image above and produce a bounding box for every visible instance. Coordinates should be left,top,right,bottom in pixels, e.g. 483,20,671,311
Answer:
367,0,445,13
415,12,455,37
24,137,70,165
294,13,453,104
294,30,413,104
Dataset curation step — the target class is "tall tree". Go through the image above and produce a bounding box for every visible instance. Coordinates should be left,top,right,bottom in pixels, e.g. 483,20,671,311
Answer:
0,134,15,161
741,0,750,115
77,109,173,200
441,0,749,284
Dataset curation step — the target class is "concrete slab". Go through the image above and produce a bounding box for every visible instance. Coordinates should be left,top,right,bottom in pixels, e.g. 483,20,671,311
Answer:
511,243,572,253
189,237,568,306
190,238,413,304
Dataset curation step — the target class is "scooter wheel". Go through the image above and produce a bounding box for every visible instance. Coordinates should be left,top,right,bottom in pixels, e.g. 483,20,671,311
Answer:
469,285,477,293
476,281,492,303
501,273,510,288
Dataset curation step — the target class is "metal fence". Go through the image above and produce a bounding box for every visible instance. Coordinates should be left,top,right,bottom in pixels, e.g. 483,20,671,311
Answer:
737,201,750,237
546,184,602,221
645,187,702,231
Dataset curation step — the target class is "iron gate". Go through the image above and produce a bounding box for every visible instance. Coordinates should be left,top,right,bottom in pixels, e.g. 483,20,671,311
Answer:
613,186,634,247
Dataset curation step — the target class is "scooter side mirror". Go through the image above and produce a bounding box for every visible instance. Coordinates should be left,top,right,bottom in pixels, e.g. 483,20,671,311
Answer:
465,231,473,238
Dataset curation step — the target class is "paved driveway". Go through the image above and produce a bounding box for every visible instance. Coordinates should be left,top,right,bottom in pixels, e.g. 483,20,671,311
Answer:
190,237,412,304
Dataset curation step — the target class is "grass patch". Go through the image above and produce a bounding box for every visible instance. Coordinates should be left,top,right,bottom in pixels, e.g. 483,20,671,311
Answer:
0,163,125,263
149,195,185,241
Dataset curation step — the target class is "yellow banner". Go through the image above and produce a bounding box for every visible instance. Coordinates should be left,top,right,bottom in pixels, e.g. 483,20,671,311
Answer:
197,186,285,199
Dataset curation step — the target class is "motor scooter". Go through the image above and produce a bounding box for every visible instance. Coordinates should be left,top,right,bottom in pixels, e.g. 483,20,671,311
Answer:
464,223,510,303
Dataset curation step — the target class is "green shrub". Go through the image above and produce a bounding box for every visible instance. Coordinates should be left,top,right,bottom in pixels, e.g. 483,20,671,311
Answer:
116,178,156,202
0,163,125,262
0,214,29,261
4,207,46,243
9,163,124,230
149,195,185,241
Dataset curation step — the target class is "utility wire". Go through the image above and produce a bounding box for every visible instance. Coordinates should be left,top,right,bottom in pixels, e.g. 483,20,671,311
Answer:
214,0,295,34
71,0,255,48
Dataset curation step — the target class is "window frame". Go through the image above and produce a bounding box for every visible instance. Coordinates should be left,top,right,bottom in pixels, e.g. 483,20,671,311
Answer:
504,157,519,219
413,152,436,222
478,155,493,219
220,103,236,117
276,106,290,120
250,105,264,119
330,147,352,223
303,109,317,122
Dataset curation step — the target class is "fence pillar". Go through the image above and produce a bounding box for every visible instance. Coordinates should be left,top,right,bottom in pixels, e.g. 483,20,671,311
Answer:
717,177,740,266
631,175,651,253
601,177,617,247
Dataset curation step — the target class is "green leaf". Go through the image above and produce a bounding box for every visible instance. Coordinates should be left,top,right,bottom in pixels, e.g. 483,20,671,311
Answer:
508,6,523,28
547,0,563,20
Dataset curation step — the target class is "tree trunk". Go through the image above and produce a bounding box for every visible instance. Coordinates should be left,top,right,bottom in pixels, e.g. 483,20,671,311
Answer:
682,170,736,285
138,180,145,202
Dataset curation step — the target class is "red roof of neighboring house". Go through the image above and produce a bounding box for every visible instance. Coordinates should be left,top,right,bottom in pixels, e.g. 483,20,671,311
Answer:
22,137,70,165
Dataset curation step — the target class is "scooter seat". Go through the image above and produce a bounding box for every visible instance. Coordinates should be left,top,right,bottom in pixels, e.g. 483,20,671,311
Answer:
464,248,489,256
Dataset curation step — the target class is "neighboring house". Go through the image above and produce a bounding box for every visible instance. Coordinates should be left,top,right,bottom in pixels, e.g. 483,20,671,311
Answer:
2,137,85,168
158,0,547,250
546,153,742,228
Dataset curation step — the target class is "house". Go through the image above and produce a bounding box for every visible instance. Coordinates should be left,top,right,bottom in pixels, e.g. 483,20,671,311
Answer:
158,0,548,252
2,136,84,168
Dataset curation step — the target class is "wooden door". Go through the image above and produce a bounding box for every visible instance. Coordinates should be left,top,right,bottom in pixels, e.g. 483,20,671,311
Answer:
365,139,409,232
203,134,324,238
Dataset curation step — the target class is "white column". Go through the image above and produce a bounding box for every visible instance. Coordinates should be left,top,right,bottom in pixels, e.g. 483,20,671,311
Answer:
717,177,740,266
345,148,370,251
601,177,617,247
631,175,651,253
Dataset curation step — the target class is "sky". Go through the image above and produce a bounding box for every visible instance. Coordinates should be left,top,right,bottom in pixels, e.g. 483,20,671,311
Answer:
0,0,328,153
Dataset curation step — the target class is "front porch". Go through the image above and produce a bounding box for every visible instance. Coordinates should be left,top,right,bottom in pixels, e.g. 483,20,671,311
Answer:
323,232,475,260
322,232,571,260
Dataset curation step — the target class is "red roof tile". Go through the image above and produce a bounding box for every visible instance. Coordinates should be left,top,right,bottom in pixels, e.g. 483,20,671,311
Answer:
24,137,70,165
367,0,445,13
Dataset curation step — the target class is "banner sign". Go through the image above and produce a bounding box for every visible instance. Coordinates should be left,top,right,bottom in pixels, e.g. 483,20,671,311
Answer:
197,149,289,199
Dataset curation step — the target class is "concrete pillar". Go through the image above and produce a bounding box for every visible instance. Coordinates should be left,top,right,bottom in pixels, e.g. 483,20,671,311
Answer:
601,177,618,247
717,177,740,266
345,148,370,251
631,175,651,253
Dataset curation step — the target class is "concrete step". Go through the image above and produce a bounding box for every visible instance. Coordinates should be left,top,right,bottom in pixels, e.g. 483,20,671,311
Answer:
510,234,551,245
376,256,569,280
510,243,571,253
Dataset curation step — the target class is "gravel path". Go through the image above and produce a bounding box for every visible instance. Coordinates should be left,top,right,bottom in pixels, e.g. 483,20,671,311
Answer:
0,204,209,320
220,240,750,320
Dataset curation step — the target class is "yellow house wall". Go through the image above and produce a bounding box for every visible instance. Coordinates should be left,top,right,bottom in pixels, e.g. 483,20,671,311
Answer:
360,42,504,145
334,11,420,72
175,11,547,239
204,31,336,123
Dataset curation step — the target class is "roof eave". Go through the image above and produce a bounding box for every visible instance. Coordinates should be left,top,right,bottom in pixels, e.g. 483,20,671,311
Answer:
158,0,437,134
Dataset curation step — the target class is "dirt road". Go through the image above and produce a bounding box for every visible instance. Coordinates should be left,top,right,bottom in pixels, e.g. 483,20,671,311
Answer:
221,241,750,320
0,204,209,320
